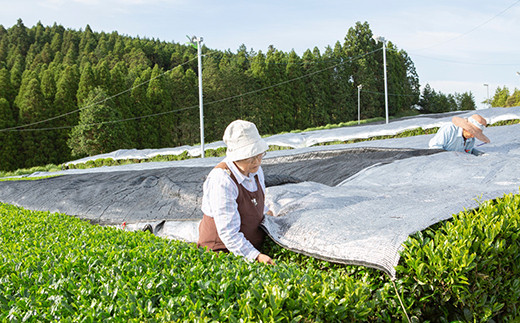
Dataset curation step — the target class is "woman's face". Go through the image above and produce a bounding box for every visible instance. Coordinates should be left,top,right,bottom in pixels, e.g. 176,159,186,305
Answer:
462,129,474,139
234,152,266,175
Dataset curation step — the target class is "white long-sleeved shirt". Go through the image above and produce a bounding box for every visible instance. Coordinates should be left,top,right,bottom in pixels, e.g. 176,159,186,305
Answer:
201,158,269,261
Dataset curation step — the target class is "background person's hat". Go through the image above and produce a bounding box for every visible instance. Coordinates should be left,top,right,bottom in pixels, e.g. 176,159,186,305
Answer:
223,120,269,161
452,114,490,143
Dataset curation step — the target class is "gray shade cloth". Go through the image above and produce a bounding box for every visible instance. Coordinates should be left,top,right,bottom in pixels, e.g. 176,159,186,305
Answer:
263,124,520,277
1,107,519,278
63,107,520,164
0,148,439,226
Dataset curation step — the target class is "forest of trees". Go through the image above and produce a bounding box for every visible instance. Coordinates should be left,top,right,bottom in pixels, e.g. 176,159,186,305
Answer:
417,84,477,114
0,19,478,171
489,86,520,108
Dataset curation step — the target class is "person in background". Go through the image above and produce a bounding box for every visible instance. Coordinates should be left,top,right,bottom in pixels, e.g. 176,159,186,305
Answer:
198,120,274,264
429,114,490,156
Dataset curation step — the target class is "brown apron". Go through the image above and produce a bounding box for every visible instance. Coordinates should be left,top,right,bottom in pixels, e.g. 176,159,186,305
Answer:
197,162,266,251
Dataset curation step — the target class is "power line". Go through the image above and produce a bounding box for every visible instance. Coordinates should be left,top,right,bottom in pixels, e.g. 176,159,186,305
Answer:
2,48,384,133
204,48,382,108
410,0,520,52
407,53,519,66
0,56,200,132
361,89,419,97
12,105,199,132
204,52,348,66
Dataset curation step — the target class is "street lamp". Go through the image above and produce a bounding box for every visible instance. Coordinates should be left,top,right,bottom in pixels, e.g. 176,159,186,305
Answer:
191,36,205,158
372,35,389,124
357,84,363,125
483,83,489,108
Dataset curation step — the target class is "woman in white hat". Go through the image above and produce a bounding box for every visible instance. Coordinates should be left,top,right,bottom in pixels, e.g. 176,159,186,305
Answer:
198,120,274,264
429,114,490,155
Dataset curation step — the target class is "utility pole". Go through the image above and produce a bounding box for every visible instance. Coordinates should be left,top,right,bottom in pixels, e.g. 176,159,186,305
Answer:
357,84,363,125
191,36,204,158
373,35,389,124
483,83,489,108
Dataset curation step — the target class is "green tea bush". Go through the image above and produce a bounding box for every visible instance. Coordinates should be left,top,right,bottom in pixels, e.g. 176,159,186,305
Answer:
93,158,106,168
315,127,440,146
204,147,227,158
0,175,61,181
0,203,389,322
1,191,519,321
270,117,386,136
85,160,96,168
489,119,520,127
2,119,518,178
397,192,520,321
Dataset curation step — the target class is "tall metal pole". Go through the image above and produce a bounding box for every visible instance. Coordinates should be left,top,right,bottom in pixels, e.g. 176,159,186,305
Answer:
483,83,489,108
382,39,389,124
373,35,389,124
357,84,363,125
193,36,204,158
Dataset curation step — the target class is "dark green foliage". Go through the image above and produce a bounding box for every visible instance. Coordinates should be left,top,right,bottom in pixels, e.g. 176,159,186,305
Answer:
0,19,461,171
0,203,380,321
68,87,126,157
397,192,520,321
491,86,520,108
419,84,476,113
505,89,520,107
53,64,80,163
0,98,18,171
0,68,15,104
316,126,440,146
456,92,477,111
0,164,63,178
0,174,61,181
387,48,421,115
343,21,380,119
1,191,519,321
17,76,58,167
488,119,520,127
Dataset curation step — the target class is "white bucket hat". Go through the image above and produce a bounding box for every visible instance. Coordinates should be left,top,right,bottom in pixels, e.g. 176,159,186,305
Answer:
452,114,490,143
223,120,269,161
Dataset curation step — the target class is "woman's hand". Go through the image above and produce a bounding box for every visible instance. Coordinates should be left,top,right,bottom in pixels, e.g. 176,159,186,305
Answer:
256,253,275,265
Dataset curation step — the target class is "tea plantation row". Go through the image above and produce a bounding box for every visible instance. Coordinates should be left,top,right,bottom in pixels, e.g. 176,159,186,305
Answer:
3,118,518,178
0,191,519,321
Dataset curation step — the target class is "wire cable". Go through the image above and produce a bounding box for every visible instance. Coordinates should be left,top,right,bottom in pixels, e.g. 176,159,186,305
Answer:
11,105,199,132
406,52,520,66
3,48,383,132
410,0,520,52
4,2,519,133
361,89,419,97
0,55,200,132
204,48,382,108
391,279,411,323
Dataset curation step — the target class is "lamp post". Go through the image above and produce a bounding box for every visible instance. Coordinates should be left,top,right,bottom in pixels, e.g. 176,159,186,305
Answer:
191,36,204,158
483,83,489,108
372,35,389,124
357,84,363,125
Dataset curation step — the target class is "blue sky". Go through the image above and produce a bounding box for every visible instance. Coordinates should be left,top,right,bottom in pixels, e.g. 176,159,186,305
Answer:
1,0,519,110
